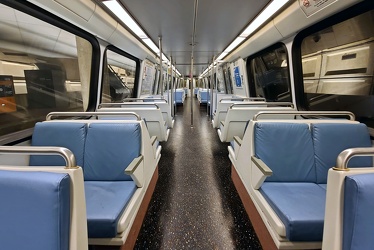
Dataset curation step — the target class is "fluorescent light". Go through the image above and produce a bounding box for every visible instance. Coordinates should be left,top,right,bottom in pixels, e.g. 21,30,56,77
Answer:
216,52,228,61
162,53,169,62
104,0,147,39
104,1,179,74
142,38,159,54
215,0,290,62
241,0,289,37
224,37,245,53
200,63,213,78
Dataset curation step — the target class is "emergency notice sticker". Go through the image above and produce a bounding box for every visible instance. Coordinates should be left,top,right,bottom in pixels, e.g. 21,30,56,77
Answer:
299,0,338,17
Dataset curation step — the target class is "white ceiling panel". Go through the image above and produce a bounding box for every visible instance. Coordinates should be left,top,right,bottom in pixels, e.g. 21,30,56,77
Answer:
117,0,271,76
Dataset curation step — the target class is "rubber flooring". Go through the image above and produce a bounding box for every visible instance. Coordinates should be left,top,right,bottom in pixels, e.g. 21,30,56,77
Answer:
135,96,262,249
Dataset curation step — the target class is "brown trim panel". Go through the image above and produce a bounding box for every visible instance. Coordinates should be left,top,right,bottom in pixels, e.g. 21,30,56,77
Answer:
231,165,277,250
122,166,159,249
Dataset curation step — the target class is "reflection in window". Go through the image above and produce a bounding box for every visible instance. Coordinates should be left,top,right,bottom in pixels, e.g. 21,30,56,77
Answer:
223,65,233,94
102,49,136,102
247,44,291,102
0,3,92,138
216,68,226,93
300,10,374,126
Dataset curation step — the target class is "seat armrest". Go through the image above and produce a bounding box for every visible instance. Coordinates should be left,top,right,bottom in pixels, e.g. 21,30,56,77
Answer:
125,155,144,187
368,127,374,138
150,136,157,146
233,136,242,147
251,156,272,189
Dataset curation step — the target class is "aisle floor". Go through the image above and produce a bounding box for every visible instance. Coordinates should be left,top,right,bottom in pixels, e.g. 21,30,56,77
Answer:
135,96,262,249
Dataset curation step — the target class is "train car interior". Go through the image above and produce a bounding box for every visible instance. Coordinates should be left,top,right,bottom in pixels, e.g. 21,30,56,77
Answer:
0,0,372,249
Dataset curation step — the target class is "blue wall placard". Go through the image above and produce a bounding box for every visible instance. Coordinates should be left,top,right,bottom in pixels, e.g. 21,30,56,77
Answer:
234,66,242,88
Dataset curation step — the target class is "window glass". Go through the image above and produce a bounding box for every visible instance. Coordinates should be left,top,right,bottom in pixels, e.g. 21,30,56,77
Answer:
217,68,226,93
300,10,374,126
102,49,136,102
152,69,159,95
0,3,92,138
223,65,233,94
247,44,291,101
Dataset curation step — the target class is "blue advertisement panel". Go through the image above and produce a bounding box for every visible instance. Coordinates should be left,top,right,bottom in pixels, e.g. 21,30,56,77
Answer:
234,66,242,88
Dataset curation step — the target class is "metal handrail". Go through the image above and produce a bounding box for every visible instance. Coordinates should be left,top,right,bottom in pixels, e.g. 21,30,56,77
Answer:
220,97,266,102
98,103,160,109
334,147,374,171
46,111,141,121
0,146,77,169
229,102,293,109
123,98,167,102
253,111,355,121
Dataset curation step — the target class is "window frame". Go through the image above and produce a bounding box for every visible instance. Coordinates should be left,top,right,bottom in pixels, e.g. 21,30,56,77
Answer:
246,42,292,102
292,0,374,111
100,45,141,103
0,0,101,145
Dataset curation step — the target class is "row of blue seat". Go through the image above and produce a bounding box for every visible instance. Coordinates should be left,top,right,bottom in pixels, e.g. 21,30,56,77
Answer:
32,121,141,238
255,122,371,241
229,117,374,249
0,117,159,250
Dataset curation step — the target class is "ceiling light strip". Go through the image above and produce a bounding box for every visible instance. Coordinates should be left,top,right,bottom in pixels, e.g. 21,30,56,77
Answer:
104,0,171,65
203,0,290,76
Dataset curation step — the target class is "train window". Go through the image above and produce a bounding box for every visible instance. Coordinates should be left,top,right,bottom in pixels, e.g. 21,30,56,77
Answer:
217,68,226,93
102,48,137,102
223,65,233,94
247,44,291,102
299,9,374,126
0,3,94,140
152,68,160,95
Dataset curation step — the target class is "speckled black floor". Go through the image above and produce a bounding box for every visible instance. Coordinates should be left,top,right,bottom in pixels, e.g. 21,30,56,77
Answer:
135,97,262,249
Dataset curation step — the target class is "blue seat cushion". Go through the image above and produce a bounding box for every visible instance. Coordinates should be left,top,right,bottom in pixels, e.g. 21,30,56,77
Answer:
30,122,87,167
260,182,326,241
254,123,316,182
84,123,141,181
343,174,374,250
312,123,372,184
175,91,184,103
318,184,327,191
85,181,137,238
0,170,70,250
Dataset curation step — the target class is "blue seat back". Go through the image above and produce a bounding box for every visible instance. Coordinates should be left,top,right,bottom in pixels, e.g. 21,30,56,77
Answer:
312,123,372,184
343,173,374,250
30,122,87,167
175,91,184,102
84,123,141,181
200,91,209,101
0,170,70,250
254,122,316,182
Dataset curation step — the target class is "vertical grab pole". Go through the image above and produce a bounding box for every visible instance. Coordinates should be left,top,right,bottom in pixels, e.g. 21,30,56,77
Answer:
207,65,209,116
210,57,215,118
170,56,174,117
167,62,170,104
173,59,177,117
190,55,194,127
190,0,199,127
159,36,164,98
